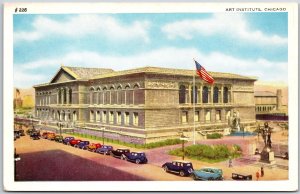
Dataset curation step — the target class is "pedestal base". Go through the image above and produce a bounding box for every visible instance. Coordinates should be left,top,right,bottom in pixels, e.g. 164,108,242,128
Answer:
260,147,276,165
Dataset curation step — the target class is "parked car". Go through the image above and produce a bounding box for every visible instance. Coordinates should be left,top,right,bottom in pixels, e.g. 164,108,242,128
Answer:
191,167,223,181
31,131,41,140
162,160,194,177
69,139,82,146
41,132,52,139
76,141,90,149
124,152,148,164
111,148,130,159
47,132,56,140
96,145,113,155
87,143,102,152
26,128,35,135
14,130,20,139
19,129,25,136
232,173,252,180
30,130,40,139
54,135,64,143
63,137,75,145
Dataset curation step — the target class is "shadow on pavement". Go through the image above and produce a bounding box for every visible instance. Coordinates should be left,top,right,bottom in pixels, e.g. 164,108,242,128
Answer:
15,149,148,181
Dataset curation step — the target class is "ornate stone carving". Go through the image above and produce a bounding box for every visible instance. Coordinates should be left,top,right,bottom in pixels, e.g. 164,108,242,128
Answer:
146,81,177,89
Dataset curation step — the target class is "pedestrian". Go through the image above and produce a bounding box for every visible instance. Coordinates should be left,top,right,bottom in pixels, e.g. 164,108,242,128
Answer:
256,170,260,181
228,157,233,167
261,166,264,177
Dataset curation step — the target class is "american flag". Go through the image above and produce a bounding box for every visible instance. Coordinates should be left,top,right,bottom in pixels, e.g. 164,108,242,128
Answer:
194,60,214,84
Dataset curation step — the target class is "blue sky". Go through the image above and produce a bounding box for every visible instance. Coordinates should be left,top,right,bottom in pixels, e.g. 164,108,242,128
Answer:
13,13,288,88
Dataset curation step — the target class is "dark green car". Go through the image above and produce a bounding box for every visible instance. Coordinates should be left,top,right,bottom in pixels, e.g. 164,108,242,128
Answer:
54,135,64,143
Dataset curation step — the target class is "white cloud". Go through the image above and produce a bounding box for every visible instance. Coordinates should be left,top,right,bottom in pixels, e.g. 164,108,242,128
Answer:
14,15,150,43
162,14,287,46
15,47,288,88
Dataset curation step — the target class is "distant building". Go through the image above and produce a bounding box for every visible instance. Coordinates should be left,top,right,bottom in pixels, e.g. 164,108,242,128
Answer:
33,66,257,143
255,89,288,119
14,88,23,109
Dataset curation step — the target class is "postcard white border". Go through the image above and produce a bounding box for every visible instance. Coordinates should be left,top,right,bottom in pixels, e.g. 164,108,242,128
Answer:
3,2,298,191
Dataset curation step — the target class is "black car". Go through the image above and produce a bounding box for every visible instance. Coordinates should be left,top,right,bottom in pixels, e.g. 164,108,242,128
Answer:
14,130,21,139
19,129,25,136
31,131,41,140
111,148,130,159
162,160,194,177
232,173,252,180
54,135,64,143
124,152,148,164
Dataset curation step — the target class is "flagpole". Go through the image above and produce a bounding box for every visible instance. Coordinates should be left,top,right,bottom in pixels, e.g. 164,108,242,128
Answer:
193,69,196,145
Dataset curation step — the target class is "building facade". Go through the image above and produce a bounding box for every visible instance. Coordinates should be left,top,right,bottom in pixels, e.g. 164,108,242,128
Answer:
34,66,257,143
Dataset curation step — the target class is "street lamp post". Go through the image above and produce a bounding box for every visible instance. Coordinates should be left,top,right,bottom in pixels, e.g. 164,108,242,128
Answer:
180,133,189,161
102,127,105,145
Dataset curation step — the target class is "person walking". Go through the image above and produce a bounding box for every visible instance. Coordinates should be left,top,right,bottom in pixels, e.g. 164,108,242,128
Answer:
261,166,264,177
256,170,260,181
228,157,233,167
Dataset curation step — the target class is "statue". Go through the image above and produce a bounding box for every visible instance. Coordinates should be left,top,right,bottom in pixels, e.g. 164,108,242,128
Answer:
259,122,275,164
230,111,240,132
261,122,272,148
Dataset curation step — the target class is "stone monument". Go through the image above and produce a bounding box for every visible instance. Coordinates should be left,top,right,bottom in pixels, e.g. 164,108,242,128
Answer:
259,122,276,164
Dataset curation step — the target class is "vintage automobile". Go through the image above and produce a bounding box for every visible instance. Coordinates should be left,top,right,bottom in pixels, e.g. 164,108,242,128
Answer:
87,143,102,152
47,132,56,140
232,173,252,180
26,128,35,135
19,129,25,136
41,132,53,139
96,145,113,155
162,160,194,177
54,135,64,143
76,141,90,149
69,139,82,146
191,167,223,181
31,131,41,140
123,152,148,164
63,137,75,145
111,148,130,159
14,130,20,139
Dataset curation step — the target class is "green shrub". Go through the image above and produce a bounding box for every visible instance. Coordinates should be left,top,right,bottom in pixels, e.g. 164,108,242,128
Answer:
207,133,223,139
169,144,242,163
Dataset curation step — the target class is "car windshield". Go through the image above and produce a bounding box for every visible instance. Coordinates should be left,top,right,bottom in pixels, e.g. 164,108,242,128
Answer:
184,163,192,167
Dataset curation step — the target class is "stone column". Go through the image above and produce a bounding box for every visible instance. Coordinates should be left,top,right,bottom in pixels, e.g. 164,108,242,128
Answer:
188,84,191,104
200,109,205,123
211,109,216,122
221,109,226,121
210,86,213,104
198,85,202,104
230,88,233,103
61,89,64,104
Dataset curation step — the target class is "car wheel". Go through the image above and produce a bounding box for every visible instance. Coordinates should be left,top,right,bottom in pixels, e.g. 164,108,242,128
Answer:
135,159,141,164
163,166,168,172
191,174,197,180
121,155,126,160
179,170,185,177
208,177,213,181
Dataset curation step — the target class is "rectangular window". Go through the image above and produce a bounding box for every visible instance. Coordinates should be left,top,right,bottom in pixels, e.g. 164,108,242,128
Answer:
205,110,211,122
109,111,114,123
182,111,188,123
125,112,130,125
216,110,221,121
117,112,121,124
194,111,200,122
96,111,100,122
102,111,107,123
133,112,139,126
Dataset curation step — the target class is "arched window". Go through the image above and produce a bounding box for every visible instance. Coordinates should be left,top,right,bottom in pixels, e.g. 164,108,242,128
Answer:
69,88,72,104
90,110,94,122
90,87,94,104
96,87,101,104
202,86,208,103
191,86,198,104
213,87,219,103
133,84,140,105
125,85,132,105
110,86,117,104
117,86,122,104
223,87,228,103
103,87,107,104
179,85,186,104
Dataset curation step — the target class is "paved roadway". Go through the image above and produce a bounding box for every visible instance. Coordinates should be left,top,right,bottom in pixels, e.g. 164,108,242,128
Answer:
14,134,191,181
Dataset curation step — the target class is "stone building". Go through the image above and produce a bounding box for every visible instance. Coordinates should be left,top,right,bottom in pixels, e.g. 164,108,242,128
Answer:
34,66,257,143
254,89,288,116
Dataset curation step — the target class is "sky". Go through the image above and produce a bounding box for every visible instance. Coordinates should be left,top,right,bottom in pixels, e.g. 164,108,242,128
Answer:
13,13,288,88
